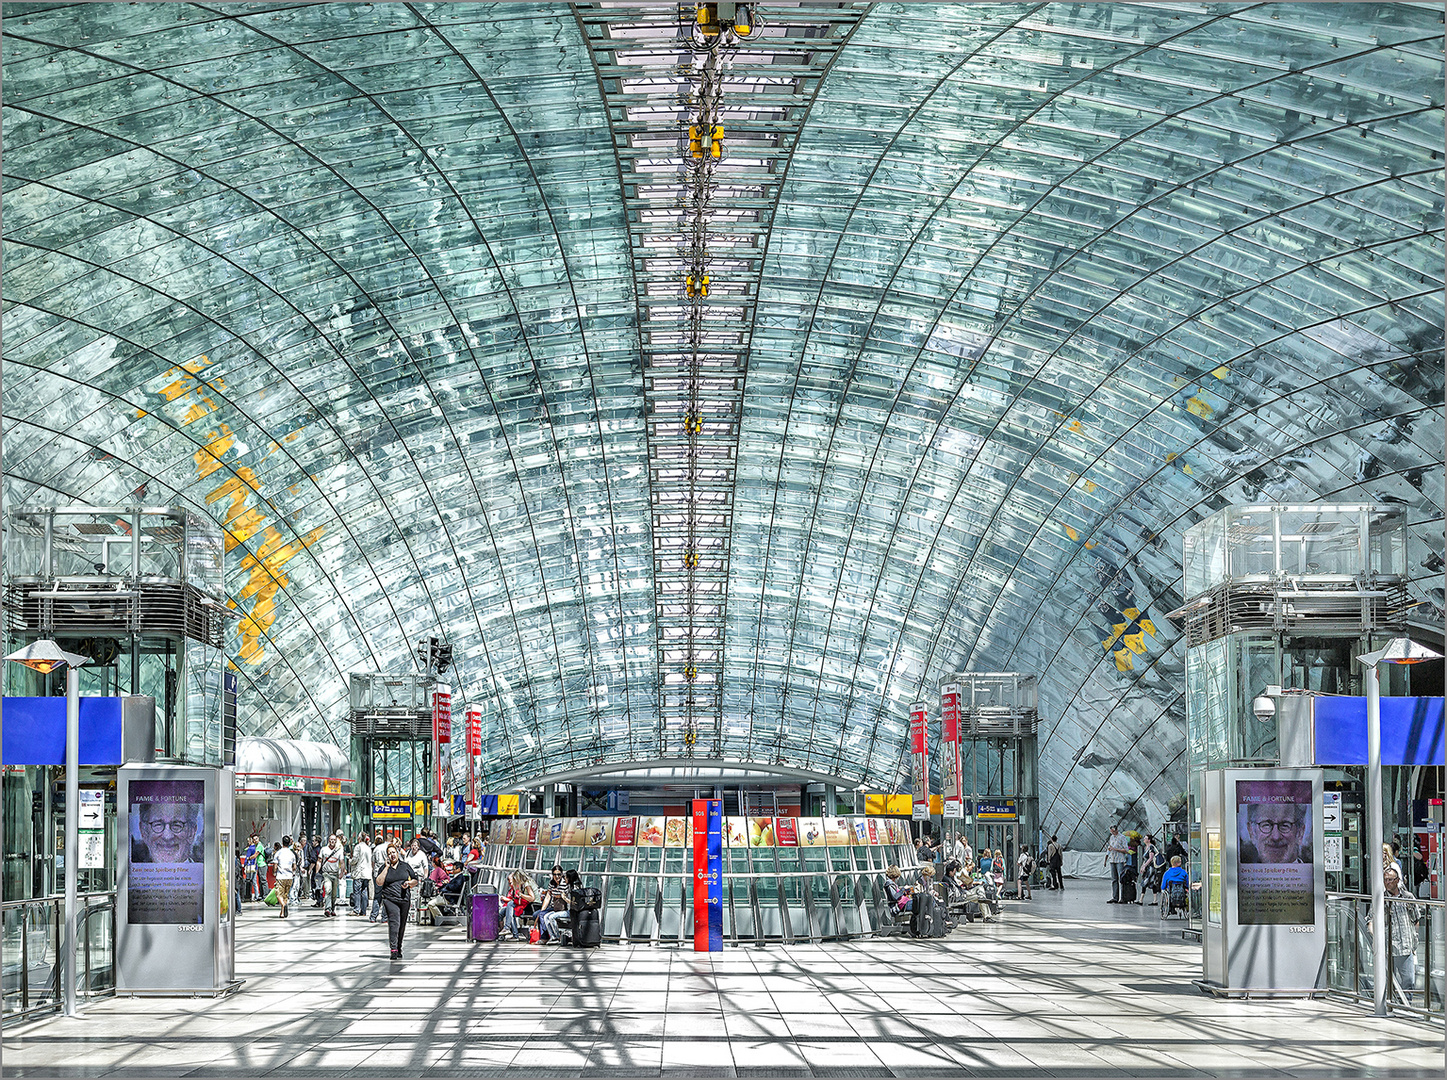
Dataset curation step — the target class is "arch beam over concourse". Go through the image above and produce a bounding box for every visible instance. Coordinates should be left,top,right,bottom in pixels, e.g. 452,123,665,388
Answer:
1,1,1442,851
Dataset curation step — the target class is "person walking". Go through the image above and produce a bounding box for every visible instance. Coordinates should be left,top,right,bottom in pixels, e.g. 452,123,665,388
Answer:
351,833,374,916
242,833,261,901
319,833,345,917
375,843,418,960
1104,825,1130,903
1384,867,1421,1002
1016,845,1035,900
272,835,297,919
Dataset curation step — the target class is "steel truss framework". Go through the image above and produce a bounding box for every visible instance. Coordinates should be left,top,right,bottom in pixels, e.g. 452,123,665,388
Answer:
2,2,1441,845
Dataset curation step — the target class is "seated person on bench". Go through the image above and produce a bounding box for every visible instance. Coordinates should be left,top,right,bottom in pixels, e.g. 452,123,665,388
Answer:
422,856,467,924
501,871,537,941
537,866,570,942
883,865,912,921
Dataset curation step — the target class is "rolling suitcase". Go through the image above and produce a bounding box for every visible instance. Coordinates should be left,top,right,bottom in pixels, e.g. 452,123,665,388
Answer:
573,908,602,947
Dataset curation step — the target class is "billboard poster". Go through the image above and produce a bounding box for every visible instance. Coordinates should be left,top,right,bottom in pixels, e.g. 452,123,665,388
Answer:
826,818,850,846
561,818,589,847
526,819,541,846
853,818,869,845
664,817,688,848
774,817,799,847
909,702,929,819
540,819,564,846
940,683,963,810
127,779,205,924
614,817,637,846
748,817,775,847
798,818,826,848
866,819,880,845
218,833,230,924
586,818,613,847
639,816,665,846
725,817,748,847
1236,779,1315,925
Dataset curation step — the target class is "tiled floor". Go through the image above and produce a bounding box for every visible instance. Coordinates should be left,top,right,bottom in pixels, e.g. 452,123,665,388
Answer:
3,880,1443,1077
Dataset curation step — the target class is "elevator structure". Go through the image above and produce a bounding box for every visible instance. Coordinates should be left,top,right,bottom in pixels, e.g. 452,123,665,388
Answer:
942,672,1040,868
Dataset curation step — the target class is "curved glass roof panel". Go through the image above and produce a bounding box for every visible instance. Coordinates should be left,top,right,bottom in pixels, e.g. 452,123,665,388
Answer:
3,1,1442,845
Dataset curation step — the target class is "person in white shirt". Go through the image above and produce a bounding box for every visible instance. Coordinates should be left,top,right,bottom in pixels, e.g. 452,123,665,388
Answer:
951,835,968,868
272,835,297,919
351,835,373,917
405,839,430,880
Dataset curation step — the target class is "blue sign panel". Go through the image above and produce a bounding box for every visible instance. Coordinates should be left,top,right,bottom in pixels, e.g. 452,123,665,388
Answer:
974,798,1018,821
479,794,499,815
706,798,723,952
2,696,125,765
1314,696,1444,766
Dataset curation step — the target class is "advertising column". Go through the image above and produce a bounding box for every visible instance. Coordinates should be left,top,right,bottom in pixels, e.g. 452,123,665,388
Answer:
940,684,963,819
909,702,930,821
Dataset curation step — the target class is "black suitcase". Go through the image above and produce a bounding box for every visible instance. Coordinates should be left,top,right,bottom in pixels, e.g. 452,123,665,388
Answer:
1120,880,1137,904
573,908,602,947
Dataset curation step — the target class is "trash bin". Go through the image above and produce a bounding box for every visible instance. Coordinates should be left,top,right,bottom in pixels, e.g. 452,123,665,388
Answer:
471,891,499,942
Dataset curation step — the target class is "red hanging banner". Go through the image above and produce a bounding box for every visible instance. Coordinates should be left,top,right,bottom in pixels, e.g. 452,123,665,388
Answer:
940,683,963,816
909,701,929,820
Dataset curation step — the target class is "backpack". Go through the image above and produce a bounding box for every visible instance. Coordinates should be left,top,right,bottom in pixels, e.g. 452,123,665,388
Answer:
1023,854,1036,874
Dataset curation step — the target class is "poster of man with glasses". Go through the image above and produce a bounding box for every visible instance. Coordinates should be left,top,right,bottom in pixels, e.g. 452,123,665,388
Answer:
128,779,205,923
1237,779,1315,925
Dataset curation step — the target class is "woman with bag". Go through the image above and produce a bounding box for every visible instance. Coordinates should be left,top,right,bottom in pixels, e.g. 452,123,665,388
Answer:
500,871,537,941
375,843,418,960
1140,835,1166,906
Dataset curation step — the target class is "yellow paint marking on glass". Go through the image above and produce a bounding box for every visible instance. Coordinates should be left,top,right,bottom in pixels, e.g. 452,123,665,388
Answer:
229,524,325,663
194,426,235,480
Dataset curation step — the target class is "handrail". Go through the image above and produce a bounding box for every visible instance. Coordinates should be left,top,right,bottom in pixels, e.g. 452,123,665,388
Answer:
3,891,117,1020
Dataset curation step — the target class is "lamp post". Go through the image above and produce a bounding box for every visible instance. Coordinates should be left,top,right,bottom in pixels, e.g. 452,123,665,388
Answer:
1354,636,1441,1019
4,640,89,1018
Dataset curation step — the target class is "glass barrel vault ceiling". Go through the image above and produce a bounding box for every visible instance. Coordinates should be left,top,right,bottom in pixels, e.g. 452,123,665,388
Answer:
2,2,1442,846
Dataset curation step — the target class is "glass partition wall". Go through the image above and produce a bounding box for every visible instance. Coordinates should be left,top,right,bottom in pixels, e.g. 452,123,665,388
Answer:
476,816,919,944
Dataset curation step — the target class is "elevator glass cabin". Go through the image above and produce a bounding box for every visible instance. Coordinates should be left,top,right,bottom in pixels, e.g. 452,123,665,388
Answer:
1177,504,1419,930
348,671,441,840
2,505,231,904
943,672,1039,867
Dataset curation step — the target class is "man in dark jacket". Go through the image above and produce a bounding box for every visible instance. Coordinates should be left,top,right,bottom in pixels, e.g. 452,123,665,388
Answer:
303,835,321,904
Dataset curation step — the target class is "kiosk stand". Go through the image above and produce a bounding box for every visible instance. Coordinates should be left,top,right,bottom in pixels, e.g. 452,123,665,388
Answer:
116,764,239,996
1199,767,1326,995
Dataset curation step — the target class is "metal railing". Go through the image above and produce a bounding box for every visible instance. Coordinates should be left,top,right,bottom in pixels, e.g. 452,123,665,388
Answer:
2,892,116,1021
1325,890,1444,1020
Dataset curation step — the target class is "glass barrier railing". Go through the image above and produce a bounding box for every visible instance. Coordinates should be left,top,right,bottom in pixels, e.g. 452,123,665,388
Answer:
1326,891,1444,1020
475,815,922,943
2,892,116,1022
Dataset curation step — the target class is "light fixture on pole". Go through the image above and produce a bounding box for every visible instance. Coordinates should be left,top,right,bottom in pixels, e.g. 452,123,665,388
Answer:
1355,636,1441,1019
5,640,89,1018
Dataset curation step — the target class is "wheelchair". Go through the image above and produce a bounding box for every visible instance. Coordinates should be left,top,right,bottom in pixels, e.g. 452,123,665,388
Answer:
1160,881,1189,920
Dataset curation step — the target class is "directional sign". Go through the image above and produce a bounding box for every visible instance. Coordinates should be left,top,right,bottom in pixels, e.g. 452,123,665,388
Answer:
1322,792,1343,835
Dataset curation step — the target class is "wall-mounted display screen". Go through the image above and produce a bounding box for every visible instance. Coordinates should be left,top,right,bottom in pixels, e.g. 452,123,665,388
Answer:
1236,778,1315,925
127,779,204,924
